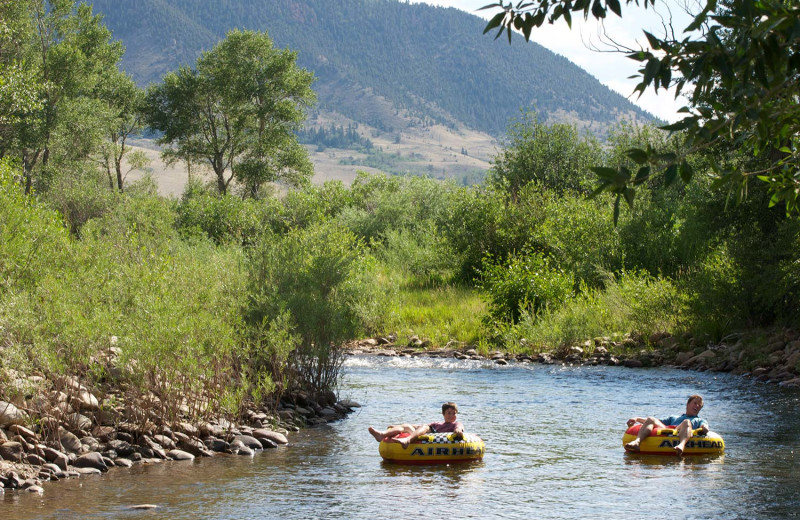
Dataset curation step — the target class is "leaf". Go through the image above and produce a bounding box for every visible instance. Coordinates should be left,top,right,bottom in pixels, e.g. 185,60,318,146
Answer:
680,160,694,183
643,30,661,50
625,147,649,164
590,166,621,181
606,0,622,17
633,166,650,185
623,187,636,208
483,12,506,34
664,163,678,186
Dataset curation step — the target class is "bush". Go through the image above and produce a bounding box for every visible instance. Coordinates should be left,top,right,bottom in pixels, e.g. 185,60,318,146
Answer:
508,271,686,352
176,184,265,245
479,249,574,324
246,221,384,397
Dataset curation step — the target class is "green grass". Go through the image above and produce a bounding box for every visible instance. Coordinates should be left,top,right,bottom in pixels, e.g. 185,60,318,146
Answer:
381,284,486,348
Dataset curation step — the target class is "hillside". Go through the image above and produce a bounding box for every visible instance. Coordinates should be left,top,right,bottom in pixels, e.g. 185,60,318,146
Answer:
88,0,653,185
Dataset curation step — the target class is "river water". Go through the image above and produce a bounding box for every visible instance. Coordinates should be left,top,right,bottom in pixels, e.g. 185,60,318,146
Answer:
5,355,800,519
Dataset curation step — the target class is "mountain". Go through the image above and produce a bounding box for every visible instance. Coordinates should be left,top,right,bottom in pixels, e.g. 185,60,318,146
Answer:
89,0,654,184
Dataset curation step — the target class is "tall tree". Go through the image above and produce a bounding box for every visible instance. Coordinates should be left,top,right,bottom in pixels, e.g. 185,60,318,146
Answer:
94,69,148,192
489,111,601,199
482,0,800,215
144,29,316,196
0,0,124,193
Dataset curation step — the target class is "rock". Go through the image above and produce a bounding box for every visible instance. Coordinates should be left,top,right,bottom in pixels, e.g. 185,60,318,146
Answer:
74,390,100,411
26,453,45,465
338,399,361,409
66,413,93,432
252,429,288,445
114,458,133,468
81,436,101,452
682,349,717,367
73,452,108,472
92,426,116,442
167,449,195,461
232,435,263,451
204,438,229,452
624,359,644,368
495,359,508,365
257,437,277,449
128,505,159,510
0,441,24,462
107,439,135,457
73,467,102,475
9,424,37,442
41,447,70,470
42,463,62,475
59,430,82,453
674,351,695,365
231,441,254,456
24,484,44,494
0,401,26,426
177,437,206,456
154,435,176,450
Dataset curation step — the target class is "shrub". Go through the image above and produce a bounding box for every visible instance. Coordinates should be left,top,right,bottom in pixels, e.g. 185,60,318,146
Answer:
246,221,384,397
479,249,574,324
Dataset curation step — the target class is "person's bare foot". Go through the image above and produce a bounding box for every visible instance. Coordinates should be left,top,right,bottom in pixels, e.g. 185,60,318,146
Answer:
368,427,384,442
625,440,641,452
674,445,685,456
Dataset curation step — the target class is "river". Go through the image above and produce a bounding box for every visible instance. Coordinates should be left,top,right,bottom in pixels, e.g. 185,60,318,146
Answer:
5,355,799,519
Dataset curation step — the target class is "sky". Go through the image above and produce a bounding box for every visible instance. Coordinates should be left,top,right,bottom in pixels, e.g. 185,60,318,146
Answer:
412,0,696,122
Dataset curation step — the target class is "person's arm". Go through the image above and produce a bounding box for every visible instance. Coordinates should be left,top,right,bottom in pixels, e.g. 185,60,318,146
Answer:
626,417,645,427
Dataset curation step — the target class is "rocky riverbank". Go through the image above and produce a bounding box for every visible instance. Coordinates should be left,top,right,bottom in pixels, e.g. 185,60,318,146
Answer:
347,328,800,388
0,379,359,495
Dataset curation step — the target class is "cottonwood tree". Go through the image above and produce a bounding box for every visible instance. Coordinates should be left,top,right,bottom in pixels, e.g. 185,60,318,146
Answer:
144,29,316,197
94,69,148,192
482,0,800,217
0,0,124,193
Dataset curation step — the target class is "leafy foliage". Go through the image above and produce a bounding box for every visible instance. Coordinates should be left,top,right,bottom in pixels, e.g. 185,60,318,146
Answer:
482,0,800,215
480,249,574,323
144,29,315,196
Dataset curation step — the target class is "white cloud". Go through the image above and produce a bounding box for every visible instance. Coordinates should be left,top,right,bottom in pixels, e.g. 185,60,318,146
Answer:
411,0,694,122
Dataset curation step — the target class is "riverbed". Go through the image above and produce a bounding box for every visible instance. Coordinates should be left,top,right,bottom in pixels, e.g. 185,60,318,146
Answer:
5,356,799,519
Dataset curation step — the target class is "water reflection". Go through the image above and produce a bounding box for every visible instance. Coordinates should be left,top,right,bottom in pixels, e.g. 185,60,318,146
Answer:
5,357,800,519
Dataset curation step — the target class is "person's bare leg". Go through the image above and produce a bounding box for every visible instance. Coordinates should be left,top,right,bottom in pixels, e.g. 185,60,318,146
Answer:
397,425,430,448
625,417,665,451
369,424,409,442
674,420,692,456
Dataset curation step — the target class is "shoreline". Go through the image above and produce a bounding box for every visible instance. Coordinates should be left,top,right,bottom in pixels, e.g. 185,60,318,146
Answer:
347,328,800,388
0,388,359,495
3,327,798,496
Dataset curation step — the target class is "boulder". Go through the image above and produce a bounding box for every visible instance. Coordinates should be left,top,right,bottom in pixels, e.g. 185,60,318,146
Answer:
252,429,288,445
59,430,82,453
0,401,26,427
232,435,263,451
167,449,195,461
73,452,108,472
0,441,24,462
41,447,69,470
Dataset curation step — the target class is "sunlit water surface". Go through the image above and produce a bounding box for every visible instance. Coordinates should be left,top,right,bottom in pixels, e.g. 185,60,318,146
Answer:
5,356,799,519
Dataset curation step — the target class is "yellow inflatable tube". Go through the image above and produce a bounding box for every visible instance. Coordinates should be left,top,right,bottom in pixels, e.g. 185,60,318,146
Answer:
622,424,724,456
379,432,485,465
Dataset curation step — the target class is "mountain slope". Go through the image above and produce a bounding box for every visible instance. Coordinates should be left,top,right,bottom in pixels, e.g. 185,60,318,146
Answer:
88,0,652,139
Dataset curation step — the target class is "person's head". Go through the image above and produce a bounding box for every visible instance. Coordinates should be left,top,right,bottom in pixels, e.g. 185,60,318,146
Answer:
686,394,704,415
442,402,458,423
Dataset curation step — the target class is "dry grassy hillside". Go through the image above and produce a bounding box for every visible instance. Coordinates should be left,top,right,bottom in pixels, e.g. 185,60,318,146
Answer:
126,113,496,197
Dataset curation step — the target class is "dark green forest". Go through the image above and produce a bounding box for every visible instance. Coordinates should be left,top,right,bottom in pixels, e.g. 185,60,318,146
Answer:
87,0,652,137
